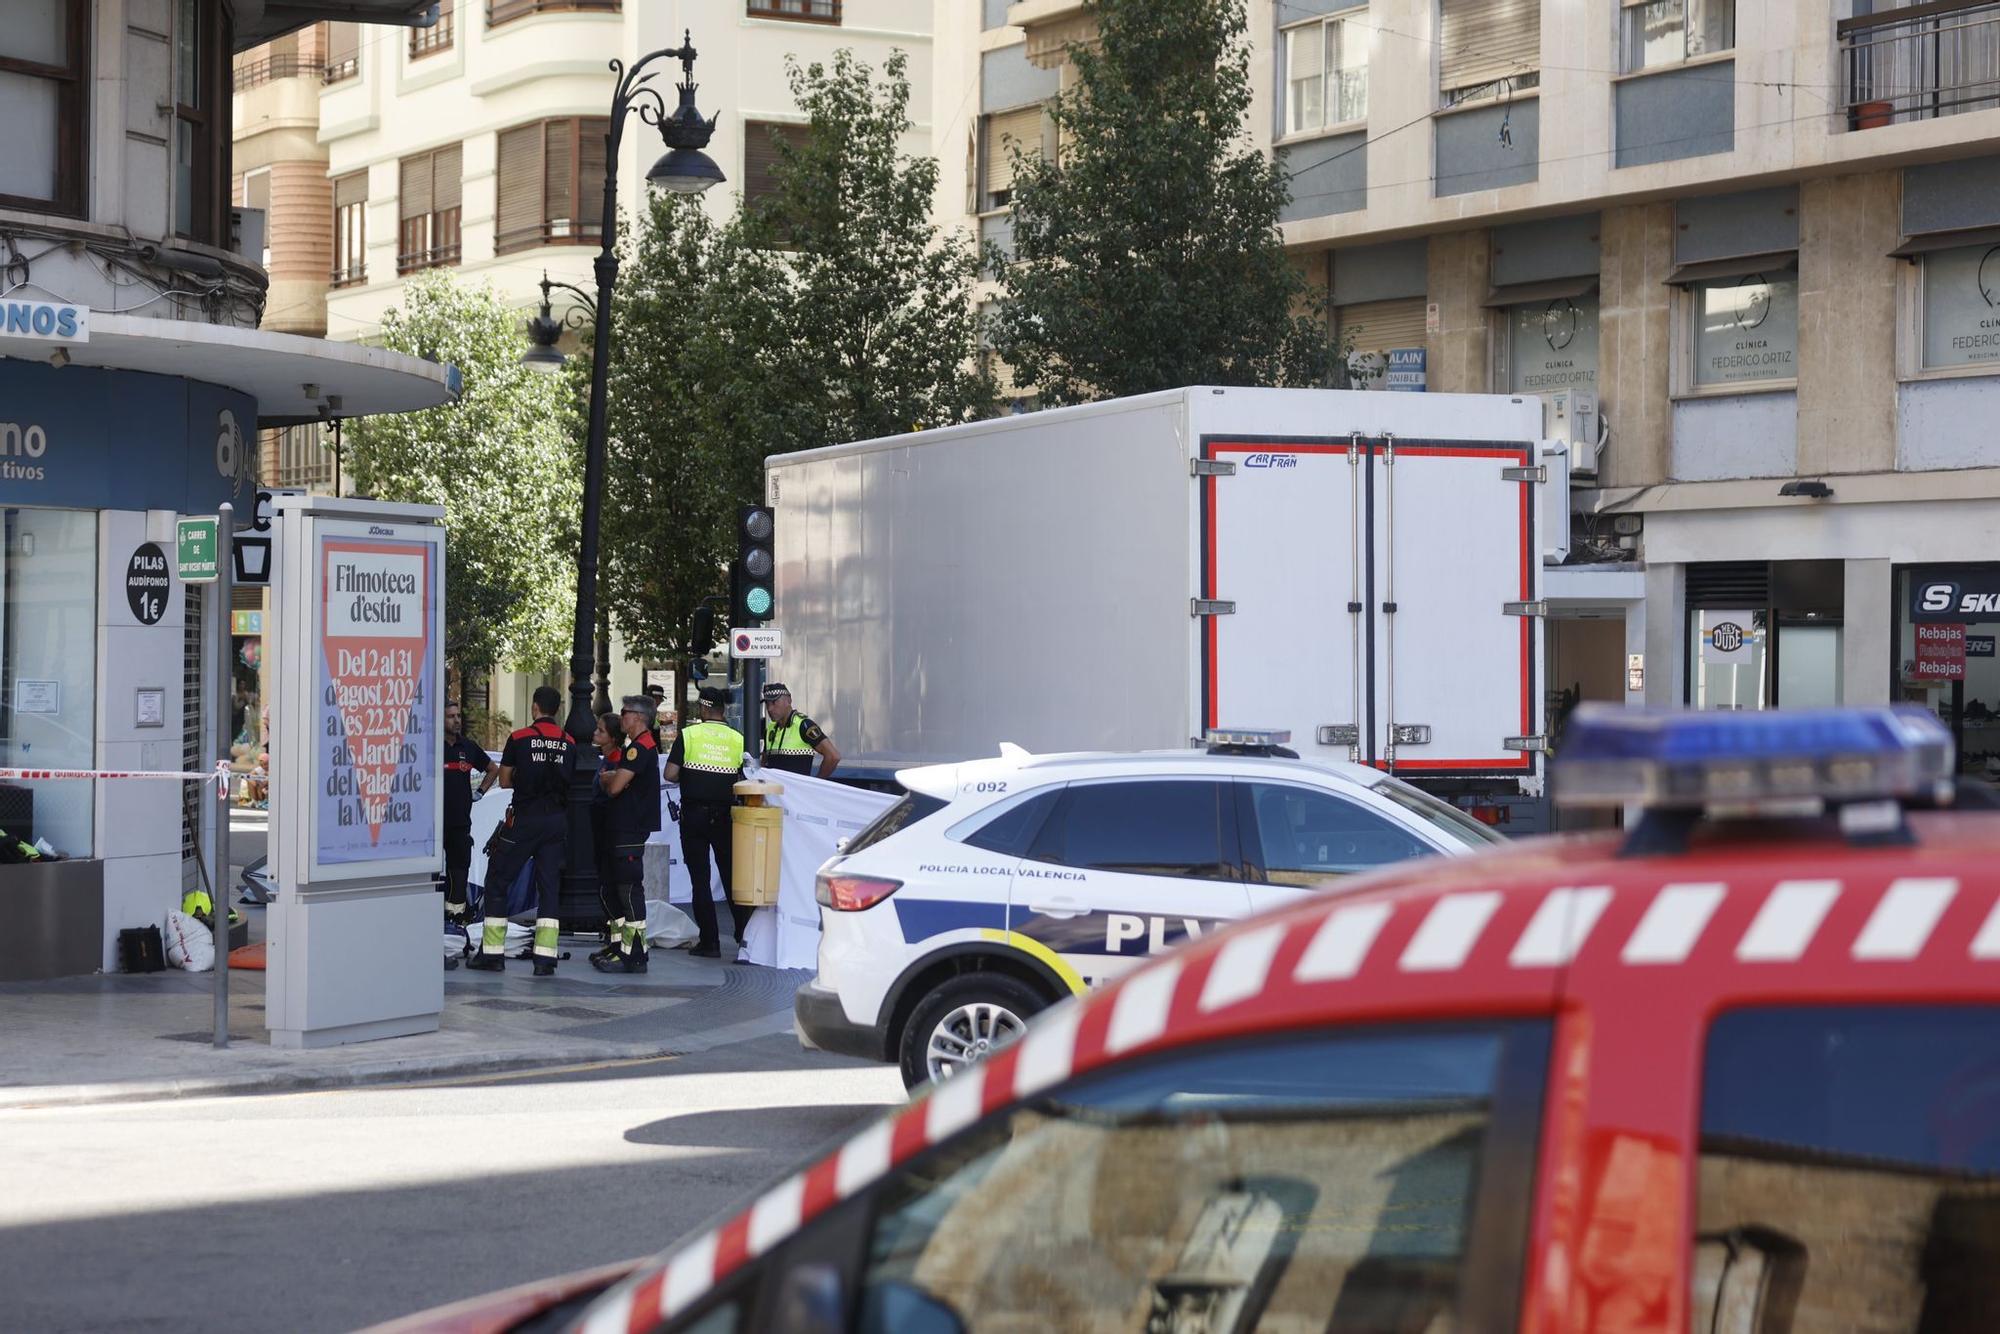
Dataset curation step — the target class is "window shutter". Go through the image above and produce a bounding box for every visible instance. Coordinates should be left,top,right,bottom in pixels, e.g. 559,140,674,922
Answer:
984,104,1046,201
400,153,433,222
577,118,608,238
434,142,462,212
743,120,806,206
544,119,575,233
1438,0,1540,96
496,124,541,248
334,170,366,209
326,21,358,66
1338,297,1428,355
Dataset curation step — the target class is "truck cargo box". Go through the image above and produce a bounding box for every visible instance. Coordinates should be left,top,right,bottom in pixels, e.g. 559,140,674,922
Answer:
766,386,1548,792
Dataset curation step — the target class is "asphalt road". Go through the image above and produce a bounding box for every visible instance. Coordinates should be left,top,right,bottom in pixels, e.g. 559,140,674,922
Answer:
0,1032,904,1333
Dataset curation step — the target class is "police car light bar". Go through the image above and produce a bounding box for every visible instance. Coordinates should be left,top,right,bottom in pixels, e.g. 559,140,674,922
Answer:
1555,704,1954,811
1206,728,1292,748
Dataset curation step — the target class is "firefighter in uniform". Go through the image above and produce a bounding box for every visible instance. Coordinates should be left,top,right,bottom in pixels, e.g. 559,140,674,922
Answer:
588,710,624,965
759,683,839,779
441,701,496,923
665,687,746,958
594,695,662,973
470,685,575,976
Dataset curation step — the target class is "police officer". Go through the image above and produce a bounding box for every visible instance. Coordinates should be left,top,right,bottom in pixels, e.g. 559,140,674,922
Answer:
470,685,575,976
644,683,674,750
593,695,663,973
664,686,746,958
441,701,496,923
760,683,839,779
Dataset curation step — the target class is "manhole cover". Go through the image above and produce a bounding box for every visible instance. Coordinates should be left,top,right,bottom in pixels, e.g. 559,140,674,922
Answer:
542,1006,617,1021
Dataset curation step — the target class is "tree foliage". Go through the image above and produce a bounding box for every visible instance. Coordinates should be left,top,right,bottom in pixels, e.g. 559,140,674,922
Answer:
345,270,581,678
601,49,992,662
993,0,1336,403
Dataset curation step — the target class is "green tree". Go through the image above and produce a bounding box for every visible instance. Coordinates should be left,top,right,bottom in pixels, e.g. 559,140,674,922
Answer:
597,198,790,663
743,49,995,442
345,270,581,682
992,0,1336,404
600,49,993,663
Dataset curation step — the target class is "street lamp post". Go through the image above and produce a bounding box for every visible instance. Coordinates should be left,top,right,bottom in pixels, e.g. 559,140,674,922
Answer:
523,33,723,931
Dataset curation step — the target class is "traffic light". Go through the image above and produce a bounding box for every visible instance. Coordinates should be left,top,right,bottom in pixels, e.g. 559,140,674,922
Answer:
731,505,775,626
689,604,716,657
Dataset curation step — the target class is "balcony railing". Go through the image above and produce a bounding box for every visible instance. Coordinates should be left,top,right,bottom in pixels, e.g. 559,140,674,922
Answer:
410,5,454,57
1841,0,2000,128
323,55,359,84
233,54,318,91
487,0,619,25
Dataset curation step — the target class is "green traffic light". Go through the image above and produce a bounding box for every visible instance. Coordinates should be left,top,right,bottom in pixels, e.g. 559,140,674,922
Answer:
746,586,772,617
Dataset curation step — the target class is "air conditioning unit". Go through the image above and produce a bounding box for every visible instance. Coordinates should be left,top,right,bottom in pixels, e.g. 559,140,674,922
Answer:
1544,389,1601,476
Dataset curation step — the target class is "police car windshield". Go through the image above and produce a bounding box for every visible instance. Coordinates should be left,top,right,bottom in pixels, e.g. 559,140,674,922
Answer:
1370,777,1507,848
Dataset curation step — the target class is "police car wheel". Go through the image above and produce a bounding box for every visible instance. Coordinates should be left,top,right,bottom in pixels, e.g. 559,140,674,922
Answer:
900,973,1046,1090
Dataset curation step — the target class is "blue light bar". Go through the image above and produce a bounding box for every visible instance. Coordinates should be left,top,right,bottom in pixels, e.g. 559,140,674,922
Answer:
1555,705,1954,810
1207,728,1292,747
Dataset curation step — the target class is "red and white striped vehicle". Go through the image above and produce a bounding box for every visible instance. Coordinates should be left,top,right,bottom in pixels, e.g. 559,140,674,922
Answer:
381,706,2000,1334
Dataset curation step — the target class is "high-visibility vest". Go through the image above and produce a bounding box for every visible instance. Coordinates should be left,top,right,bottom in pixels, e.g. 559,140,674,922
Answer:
764,713,816,758
680,721,745,774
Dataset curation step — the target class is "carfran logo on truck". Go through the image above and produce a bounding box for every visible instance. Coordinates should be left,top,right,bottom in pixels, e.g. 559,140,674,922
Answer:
1241,453,1298,469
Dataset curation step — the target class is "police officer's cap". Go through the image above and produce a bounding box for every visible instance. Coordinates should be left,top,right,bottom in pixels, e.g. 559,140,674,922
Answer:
761,682,791,703
698,686,731,709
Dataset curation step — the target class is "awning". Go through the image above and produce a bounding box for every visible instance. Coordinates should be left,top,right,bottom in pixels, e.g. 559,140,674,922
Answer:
0,314,459,427
1666,251,1798,286
1889,225,2000,259
1482,275,1598,308
233,1,438,52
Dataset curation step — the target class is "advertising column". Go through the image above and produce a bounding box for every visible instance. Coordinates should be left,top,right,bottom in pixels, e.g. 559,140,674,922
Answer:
267,497,446,1048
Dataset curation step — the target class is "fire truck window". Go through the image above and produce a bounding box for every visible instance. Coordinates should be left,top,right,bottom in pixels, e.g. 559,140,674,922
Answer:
854,1023,1550,1334
1693,1005,2000,1334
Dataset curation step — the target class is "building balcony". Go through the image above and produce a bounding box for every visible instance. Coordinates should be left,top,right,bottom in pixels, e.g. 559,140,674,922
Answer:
1842,0,2000,129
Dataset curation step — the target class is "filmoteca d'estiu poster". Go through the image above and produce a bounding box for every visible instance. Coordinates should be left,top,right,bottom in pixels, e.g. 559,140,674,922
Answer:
317,535,437,865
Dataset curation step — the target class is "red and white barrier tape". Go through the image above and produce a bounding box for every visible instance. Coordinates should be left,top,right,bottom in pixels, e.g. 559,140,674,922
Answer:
0,761,234,800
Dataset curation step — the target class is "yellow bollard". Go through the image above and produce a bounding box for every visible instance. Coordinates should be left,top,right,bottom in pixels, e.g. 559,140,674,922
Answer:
730,780,785,907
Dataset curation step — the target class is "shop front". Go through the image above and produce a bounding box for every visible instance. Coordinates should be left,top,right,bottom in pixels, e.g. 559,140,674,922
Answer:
1629,479,2000,731
0,314,453,980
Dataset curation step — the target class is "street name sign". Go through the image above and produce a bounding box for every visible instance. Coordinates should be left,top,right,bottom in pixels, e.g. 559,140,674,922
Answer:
177,516,220,583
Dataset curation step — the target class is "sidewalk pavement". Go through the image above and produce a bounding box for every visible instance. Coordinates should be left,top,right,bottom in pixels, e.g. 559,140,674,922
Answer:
0,937,813,1110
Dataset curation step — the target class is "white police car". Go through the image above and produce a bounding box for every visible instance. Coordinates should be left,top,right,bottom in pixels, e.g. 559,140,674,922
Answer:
793,730,1504,1086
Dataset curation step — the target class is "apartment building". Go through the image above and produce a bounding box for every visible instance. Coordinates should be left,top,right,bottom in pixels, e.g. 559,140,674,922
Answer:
945,0,2000,779
280,1,932,724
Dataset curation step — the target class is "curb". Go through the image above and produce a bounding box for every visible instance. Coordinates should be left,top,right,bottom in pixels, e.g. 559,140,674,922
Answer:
0,1008,808,1110
0,1040,673,1110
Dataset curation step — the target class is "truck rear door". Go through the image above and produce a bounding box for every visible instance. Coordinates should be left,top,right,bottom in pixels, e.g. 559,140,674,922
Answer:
1199,435,1539,779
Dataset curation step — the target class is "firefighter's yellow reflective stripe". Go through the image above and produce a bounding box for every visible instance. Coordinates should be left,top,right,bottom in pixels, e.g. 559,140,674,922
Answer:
481,918,508,951
533,918,560,957
979,927,1086,996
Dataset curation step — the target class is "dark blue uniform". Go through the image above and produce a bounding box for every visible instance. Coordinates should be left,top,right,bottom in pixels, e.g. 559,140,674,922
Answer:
441,735,490,918
602,729,661,965
473,718,574,970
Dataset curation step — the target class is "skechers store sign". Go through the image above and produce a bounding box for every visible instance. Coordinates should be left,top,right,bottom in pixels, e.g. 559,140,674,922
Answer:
0,358,252,514
1912,569,2000,623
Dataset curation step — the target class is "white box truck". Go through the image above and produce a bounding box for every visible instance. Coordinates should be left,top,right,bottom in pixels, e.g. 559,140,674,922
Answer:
764,386,1558,810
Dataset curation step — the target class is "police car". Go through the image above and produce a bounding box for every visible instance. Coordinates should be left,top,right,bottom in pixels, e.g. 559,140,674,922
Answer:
793,731,1506,1087
520,704,1999,1334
